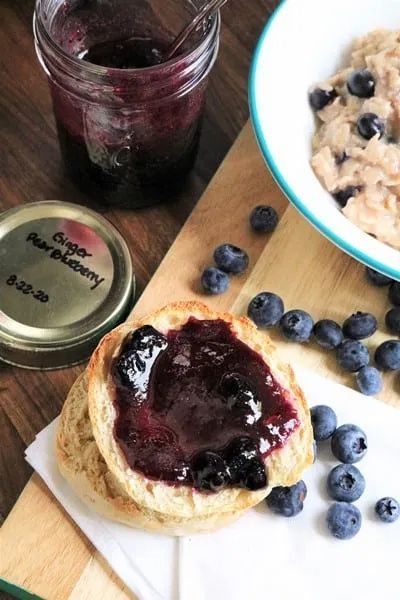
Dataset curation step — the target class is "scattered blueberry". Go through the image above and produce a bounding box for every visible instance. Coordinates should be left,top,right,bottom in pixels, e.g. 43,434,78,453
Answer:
313,319,344,349
375,340,400,371
365,267,392,287
375,497,400,523
191,451,230,493
333,186,361,208
309,87,338,111
336,340,369,372
331,424,368,464
280,310,314,343
201,267,230,295
327,464,365,502
347,69,375,98
385,307,400,335
247,292,285,328
342,311,377,340
250,205,279,233
357,113,385,140
356,366,382,396
326,502,362,540
266,481,307,517
310,405,337,441
388,281,400,306
213,244,249,275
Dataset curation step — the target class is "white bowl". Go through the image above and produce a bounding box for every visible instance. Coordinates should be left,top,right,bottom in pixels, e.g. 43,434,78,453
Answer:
249,0,400,280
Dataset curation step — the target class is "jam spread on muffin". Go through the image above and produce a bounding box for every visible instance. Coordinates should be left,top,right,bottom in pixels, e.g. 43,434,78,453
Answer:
112,318,299,493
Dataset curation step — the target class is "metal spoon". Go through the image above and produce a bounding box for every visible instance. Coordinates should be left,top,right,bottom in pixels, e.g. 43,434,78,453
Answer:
164,0,227,62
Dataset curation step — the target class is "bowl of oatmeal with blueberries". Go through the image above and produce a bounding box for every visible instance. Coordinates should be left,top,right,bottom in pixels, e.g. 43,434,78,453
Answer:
249,0,400,280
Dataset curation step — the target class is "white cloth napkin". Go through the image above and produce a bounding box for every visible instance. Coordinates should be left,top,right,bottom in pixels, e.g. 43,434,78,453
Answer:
25,369,400,600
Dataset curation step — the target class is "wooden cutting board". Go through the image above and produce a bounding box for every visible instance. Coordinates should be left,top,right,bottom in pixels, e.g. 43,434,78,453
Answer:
1,122,399,600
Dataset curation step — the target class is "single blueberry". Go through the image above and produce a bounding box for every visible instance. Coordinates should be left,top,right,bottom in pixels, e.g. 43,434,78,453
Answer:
357,113,385,140
191,451,230,493
243,458,268,490
213,244,249,275
365,267,392,287
326,502,362,539
375,497,400,523
280,310,314,343
250,205,279,233
310,405,337,441
356,366,382,396
327,464,365,502
313,319,344,349
347,69,375,98
385,308,400,335
219,373,261,422
224,437,266,490
336,340,369,372
266,481,307,517
116,326,168,388
342,311,377,340
333,186,361,208
201,267,230,295
331,424,368,464
309,87,338,111
375,340,400,370
335,151,349,165
388,281,400,306
247,292,285,328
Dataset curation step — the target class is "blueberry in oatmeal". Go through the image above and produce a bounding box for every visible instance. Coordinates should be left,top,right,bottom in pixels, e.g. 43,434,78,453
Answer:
357,113,385,140
311,30,400,249
333,186,361,208
309,87,338,111
347,69,375,98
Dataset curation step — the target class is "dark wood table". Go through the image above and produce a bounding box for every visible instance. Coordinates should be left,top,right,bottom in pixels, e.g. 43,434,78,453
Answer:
0,0,277,529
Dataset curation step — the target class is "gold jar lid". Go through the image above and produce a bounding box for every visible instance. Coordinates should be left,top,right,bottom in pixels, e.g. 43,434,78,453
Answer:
0,201,134,370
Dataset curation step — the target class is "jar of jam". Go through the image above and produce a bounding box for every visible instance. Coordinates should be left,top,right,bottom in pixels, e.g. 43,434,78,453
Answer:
34,0,220,208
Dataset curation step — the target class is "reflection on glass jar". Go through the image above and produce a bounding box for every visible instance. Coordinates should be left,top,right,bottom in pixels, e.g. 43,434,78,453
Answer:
34,0,220,208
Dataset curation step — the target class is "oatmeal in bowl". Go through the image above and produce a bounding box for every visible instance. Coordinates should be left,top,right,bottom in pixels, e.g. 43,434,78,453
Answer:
311,30,400,250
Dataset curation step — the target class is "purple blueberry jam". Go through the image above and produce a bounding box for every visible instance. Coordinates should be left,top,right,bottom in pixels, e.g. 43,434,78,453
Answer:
34,0,220,207
112,318,299,492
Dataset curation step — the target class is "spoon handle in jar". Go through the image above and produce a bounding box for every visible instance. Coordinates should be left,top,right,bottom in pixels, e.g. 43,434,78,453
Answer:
164,0,227,62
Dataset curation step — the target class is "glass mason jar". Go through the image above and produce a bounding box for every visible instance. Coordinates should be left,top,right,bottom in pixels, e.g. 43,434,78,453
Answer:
34,0,220,208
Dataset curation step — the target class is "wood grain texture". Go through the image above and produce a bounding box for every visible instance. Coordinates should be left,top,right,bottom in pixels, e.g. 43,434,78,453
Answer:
2,121,400,600
0,0,279,527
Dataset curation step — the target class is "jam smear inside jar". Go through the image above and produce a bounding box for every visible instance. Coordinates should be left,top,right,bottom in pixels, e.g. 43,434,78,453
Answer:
34,0,220,207
113,319,300,493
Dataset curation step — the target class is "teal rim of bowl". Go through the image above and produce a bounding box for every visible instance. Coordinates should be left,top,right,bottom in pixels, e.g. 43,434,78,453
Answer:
248,0,400,281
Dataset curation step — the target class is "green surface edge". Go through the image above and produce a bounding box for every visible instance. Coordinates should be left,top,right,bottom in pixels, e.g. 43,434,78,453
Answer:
0,578,43,600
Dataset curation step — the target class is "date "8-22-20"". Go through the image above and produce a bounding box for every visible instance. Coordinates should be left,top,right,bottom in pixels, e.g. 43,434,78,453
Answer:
6,274,49,303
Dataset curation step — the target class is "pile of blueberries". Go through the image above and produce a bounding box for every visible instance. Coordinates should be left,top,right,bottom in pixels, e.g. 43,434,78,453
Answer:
266,405,399,540
201,205,400,397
